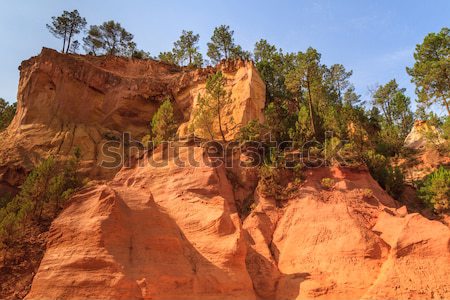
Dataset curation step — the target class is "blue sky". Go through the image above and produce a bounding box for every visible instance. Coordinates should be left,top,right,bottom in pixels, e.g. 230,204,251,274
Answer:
0,0,449,114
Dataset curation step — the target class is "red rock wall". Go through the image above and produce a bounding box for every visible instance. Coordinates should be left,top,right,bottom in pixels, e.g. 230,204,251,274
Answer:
0,48,265,188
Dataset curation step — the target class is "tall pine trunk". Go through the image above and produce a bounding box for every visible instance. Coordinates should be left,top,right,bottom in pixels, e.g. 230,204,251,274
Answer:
217,102,227,142
444,98,450,116
62,29,67,53
306,79,316,137
66,27,74,53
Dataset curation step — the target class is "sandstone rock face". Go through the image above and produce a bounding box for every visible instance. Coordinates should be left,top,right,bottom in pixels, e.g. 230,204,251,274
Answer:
399,120,449,183
0,48,265,190
26,147,256,300
243,167,450,300
3,50,450,299
26,158,450,299
404,120,444,150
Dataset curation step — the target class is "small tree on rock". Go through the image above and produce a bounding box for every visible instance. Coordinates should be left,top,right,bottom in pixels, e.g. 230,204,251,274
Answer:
47,10,86,53
173,30,203,67
191,71,232,142
151,98,178,145
207,25,249,64
83,21,136,56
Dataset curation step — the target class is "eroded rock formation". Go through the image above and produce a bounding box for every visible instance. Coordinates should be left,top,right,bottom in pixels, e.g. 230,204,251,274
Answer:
1,50,449,299
25,151,450,299
0,48,265,192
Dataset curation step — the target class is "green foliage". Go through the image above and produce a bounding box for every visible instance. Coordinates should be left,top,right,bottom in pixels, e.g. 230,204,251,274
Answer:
82,25,103,55
364,150,404,199
264,101,295,142
0,194,13,209
190,94,215,139
254,39,292,102
342,86,363,107
190,71,232,142
407,27,450,115
141,134,151,147
418,166,450,213
83,21,135,56
239,120,262,141
289,104,313,144
384,166,405,199
131,49,151,59
259,163,284,198
158,51,178,65
372,80,414,156
69,40,80,54
0,98,16,131
0,196,31,248
207,25,249,64
0,149,82,248
442,116,450,140
240,195,256,218
159,30,203,67
324,64,353,103
285,47,324,137
173,30,203,67
320,177,335,190
362,188,374,199
323,137,342,164
47,9,87,53
151,98,178,145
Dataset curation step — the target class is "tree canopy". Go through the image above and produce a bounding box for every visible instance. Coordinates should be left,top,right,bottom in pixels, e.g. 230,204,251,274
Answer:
47,10,86,53
191,71,232,141
83,21,135,56
407,27,450,115
207,25,250,64
173,30,203,67
0,98,16,131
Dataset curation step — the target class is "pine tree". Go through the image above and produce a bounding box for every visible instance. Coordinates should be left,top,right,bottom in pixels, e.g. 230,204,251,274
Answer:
407,27,450,115
173,30,203,67
191,71,232,142
0,98,16,131
151,98,178,145
207,25,249,64
47,10,86,53
83,21,135,56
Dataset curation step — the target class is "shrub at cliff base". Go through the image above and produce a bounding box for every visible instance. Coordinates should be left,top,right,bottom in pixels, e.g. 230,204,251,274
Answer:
418,166,450,213
0,149,82,248
364,150,404,199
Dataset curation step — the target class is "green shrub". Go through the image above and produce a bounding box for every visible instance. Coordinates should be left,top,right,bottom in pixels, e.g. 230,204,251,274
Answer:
339,142,362,166
323,137,341,164
362,188,374,199
384,166,404,199
364,150,404,199
293,162,304,181
151,98,178,145
239,119,262,141
141,134,151,147
0,98,16,131
442,116,450,140
320,177,335,190
440,117,450,153
418,166,450,213
259,164,283,198
0,193,13,209
240,195,256,218
0,148,83,248
0,196,32,248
